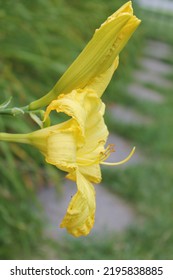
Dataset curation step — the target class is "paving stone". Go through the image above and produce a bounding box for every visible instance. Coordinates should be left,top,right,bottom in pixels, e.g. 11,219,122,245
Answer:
137,0,173,11
38,182,74,239
140,57,172,75
108,104,152,125
132,70,172,89
94,184,135,233
143,40,172,60
128,82,165,103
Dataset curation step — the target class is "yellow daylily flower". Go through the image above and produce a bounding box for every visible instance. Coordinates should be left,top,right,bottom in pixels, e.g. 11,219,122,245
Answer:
42,88,109,237
0,87,135,237
29,1,141,110
41,63,135,237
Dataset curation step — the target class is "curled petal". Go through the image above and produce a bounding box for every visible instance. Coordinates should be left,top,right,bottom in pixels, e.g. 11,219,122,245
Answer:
44,90,88,140
60,170,96,237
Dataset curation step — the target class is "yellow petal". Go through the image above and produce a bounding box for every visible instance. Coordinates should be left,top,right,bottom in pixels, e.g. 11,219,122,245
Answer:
102,1,133,22
77,92,108,163
60,170,96,237
44,87,108,146
45,124,77,173
85,57,119,97
25,118,71,152
78,164,102,184
66,163,102,184
44,90,88,139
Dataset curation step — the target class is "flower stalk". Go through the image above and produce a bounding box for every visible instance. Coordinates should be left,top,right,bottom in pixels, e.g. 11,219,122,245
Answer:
0,132,30,144
0,106,29,116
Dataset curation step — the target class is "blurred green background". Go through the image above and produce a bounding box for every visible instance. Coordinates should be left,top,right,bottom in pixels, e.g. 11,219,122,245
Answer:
0,0,173,259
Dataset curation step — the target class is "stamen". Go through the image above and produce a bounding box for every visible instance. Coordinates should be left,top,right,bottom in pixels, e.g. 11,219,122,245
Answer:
101,147,136,166
100,144,115,161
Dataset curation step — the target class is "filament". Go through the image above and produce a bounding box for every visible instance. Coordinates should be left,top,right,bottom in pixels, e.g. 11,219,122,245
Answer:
101,146,135,166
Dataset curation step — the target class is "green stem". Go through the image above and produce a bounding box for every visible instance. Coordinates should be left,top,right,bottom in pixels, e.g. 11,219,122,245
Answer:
0,105,29,116
0,105,43,116
0,132,30,144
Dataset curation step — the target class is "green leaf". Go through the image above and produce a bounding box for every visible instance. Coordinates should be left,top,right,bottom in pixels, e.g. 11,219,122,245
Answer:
29,112,43,128
0,97,12,109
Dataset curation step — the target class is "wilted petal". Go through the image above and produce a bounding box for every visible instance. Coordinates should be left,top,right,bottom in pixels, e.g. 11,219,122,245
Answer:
60,170,96,237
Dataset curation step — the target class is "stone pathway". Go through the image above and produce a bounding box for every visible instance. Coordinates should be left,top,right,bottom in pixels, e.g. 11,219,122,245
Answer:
143,40,172,60
128,83,165,103
140,57,172,75
136,0,173,12
108,104,152,125
38,38,172,239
